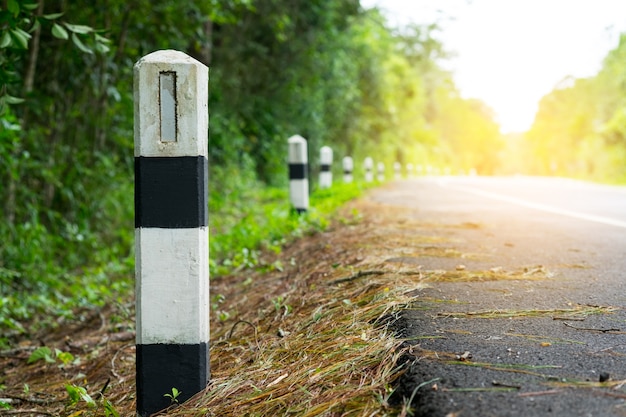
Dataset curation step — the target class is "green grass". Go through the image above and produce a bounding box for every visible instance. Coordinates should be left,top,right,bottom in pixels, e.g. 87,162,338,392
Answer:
209,181,368,276
0,177,370,349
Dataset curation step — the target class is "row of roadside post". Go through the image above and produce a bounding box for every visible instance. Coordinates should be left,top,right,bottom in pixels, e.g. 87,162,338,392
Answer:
133,49,442,416
287,134,432,213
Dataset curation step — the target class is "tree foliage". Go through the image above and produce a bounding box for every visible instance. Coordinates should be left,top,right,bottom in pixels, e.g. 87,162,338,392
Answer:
525,34,626,182
0,0,502,338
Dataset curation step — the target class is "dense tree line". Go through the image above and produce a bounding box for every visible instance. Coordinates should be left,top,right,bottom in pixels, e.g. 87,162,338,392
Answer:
525,34,626,182
0,0,501,296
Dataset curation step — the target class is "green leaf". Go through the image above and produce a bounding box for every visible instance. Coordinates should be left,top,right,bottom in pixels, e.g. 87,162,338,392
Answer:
65,384,81,405
27,346,55,364
65,384,95,408
64,23,93,34
103,399,120,417
0,32,12,49
43,12,65,20
9,28,31,49
95,41,110,54
94,33,112,44
22,3,39,11
7,0,19,15
4,94,25,105
71,33,92,54
51,23,68,40
30,20,41,34
56,350,75,365
79,390,96,407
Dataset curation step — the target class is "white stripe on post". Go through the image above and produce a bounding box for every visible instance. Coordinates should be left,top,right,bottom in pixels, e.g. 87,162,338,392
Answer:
342,156,353,183
364,157,373,183
134,50,209,417
319,146,333,189
288,135,309,213
377,162,385,181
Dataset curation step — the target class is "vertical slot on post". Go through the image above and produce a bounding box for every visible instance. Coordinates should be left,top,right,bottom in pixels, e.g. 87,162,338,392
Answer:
159,71,177,142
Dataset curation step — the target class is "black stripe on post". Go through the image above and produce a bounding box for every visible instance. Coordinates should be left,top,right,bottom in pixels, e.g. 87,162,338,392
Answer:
135,156,208,228
137,343,209,414
289,163,308,180
320,164,331,172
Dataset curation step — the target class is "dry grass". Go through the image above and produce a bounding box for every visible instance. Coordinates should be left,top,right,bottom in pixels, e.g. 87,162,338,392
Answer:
156,200,440,417
434,304,617,320
421,265,553,283
504,333,584,345
2,199,427,417
167,279,411,417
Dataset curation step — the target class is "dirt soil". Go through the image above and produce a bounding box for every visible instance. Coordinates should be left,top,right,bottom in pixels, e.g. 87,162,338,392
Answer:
3,183,626,416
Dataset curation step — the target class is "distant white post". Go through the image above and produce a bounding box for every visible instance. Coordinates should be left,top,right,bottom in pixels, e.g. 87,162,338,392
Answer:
319,146,333,189
342,156,353,183
377,162,385,181
134,50,209,417
394,162,401,180
288,135,309,213
407,163,414,178
364,157,374,183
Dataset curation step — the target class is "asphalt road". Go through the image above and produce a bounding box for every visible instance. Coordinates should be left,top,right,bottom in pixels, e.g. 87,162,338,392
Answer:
370,176,626,417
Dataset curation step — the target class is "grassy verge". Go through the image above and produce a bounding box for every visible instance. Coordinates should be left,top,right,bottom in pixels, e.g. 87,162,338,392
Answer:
209,181,367,276
1,179,418,417
0,179,370,349
181,271,408,417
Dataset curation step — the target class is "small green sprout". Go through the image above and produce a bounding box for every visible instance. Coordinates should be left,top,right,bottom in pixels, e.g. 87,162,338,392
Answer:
164,387,181,404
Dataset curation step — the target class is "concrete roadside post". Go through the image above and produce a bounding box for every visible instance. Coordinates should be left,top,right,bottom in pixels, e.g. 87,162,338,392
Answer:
288,135,309,213
342,156,353,183
394,162,401,180
377,162,385,182
364,157,374,183
407,163,414,178
134,50,209,417
319,146,333,189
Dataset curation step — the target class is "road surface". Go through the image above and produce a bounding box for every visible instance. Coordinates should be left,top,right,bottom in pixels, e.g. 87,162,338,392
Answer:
370,176,626,417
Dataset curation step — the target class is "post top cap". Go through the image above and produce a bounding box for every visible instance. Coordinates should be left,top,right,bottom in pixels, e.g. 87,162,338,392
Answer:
288,134,306,144
136,49,206,68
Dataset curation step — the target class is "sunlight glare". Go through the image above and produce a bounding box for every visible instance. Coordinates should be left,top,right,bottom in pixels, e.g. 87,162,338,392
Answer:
361,0,626,133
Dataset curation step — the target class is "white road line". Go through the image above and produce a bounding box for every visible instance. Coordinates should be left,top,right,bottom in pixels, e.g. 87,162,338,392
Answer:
441,182,626,229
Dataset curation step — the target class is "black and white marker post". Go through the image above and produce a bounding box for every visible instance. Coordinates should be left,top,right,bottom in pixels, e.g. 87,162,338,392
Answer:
364,157,374,183
342,156,353,183
394,162,401,180
134,50,209,417
319,146,333,189
377,162,385,182
288,135,309,213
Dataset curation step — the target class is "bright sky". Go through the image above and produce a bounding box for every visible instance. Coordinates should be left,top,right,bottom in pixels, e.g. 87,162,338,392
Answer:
360,0,626,133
